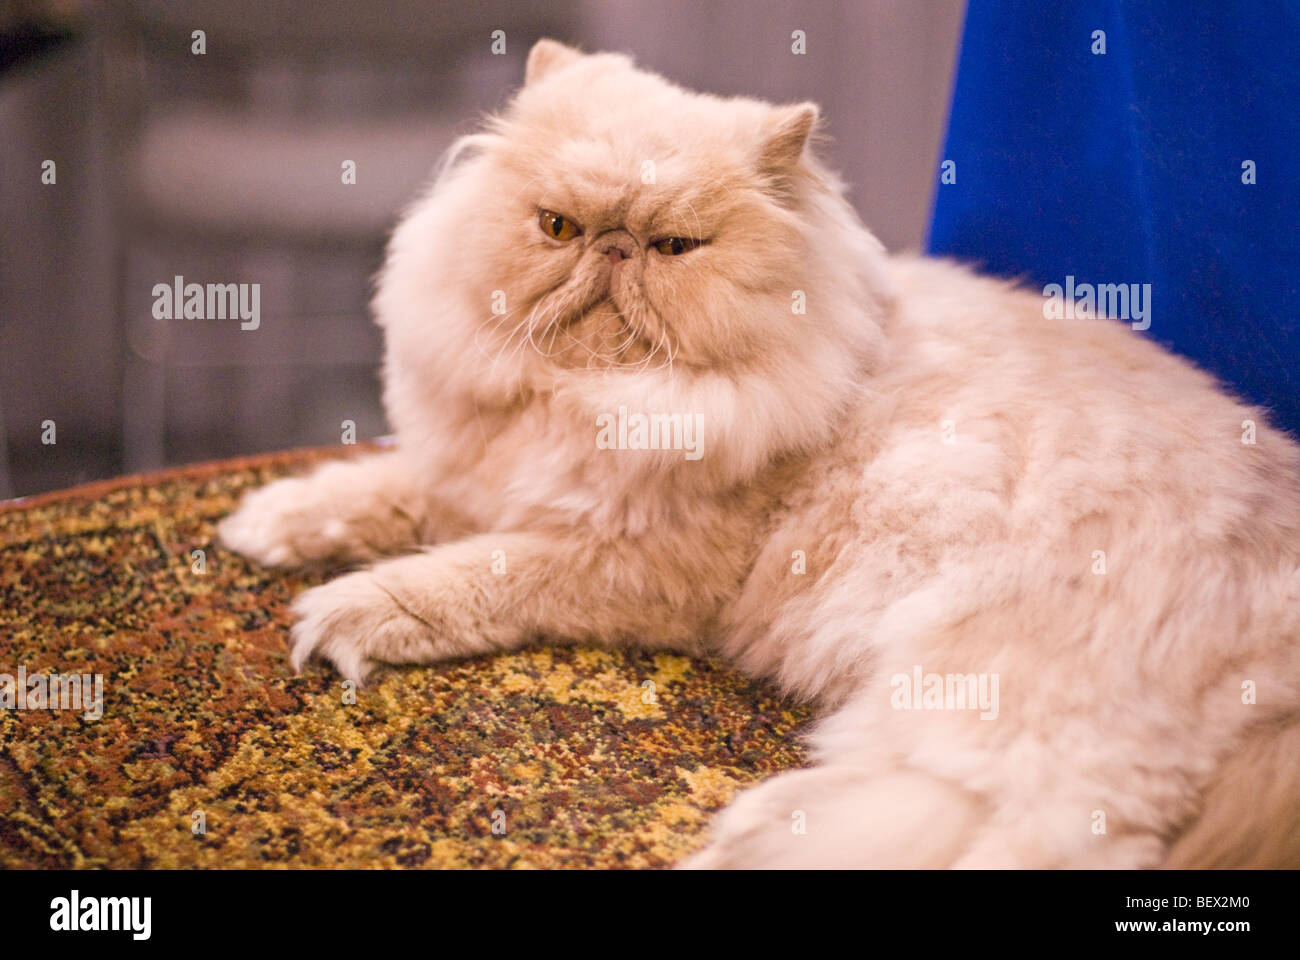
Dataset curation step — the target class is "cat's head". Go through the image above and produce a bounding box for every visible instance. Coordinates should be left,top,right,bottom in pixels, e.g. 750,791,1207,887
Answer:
378,40,893,485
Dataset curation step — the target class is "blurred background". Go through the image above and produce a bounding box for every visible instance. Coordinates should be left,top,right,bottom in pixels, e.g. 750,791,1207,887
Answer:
0,0,966,497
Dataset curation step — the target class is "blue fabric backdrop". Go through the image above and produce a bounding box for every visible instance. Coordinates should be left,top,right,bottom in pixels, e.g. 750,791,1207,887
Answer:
928,0,1299,436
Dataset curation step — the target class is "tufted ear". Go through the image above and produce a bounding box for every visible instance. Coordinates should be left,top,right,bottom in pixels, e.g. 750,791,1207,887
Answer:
525,38,584,85
758,102,820,175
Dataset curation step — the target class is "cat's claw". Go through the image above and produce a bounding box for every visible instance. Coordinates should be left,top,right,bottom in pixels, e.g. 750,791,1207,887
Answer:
287,571,421,687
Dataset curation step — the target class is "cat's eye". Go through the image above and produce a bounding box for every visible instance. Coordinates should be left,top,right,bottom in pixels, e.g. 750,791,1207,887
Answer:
539,209,582,242
653,237,702,256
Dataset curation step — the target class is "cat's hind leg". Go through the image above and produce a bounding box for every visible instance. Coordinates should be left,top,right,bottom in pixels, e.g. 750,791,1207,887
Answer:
681,689,1175,869
679,764,984,868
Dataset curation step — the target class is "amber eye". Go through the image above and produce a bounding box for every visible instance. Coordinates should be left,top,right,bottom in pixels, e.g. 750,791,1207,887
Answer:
539,209,581,241
653,237,702,256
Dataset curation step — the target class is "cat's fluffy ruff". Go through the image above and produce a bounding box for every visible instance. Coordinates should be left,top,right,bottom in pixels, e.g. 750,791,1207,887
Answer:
219,40,1300,868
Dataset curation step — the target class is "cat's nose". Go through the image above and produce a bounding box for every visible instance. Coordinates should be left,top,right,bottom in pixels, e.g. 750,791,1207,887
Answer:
596,231,636,267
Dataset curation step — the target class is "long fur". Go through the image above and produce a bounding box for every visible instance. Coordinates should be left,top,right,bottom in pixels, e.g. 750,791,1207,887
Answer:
219,40,1300,868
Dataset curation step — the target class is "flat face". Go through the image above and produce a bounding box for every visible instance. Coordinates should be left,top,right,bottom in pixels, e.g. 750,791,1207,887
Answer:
453,53,810,372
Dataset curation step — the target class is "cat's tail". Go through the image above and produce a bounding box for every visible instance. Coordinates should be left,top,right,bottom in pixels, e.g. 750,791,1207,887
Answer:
1164,718,1300,868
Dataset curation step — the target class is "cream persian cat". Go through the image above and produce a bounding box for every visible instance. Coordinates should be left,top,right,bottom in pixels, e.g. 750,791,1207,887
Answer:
220,40,1300,868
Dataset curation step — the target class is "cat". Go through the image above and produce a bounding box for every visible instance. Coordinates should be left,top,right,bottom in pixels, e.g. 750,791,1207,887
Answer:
219,39,1300,868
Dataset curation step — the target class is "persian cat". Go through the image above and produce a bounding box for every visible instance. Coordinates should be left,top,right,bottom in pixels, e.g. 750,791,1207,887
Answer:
220,40,1300,868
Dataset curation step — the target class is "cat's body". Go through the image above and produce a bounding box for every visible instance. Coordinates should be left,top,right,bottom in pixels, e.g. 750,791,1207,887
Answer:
219,41,1300,868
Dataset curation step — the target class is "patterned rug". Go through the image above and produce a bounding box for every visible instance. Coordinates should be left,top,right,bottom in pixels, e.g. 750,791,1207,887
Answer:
0,447,811,868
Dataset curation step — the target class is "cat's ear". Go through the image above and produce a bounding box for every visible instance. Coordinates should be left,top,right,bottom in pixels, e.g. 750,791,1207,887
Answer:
758,102,820,176
525,39,584,86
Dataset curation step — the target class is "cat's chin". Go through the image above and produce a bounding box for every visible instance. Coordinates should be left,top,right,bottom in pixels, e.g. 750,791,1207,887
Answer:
531,299,664,371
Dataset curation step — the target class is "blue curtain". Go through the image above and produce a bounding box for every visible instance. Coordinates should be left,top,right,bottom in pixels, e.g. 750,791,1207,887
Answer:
928,0,1299,435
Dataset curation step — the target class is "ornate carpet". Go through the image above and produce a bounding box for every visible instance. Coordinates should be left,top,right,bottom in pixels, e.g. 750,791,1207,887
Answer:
0,447,811,868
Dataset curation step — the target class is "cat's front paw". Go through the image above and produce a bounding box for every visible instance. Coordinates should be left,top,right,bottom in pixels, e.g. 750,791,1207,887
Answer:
289,570,435,685
219,477,362,568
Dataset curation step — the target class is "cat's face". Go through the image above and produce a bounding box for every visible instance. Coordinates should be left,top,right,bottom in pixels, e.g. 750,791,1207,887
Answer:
378,40,890,485
437,41,830,375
